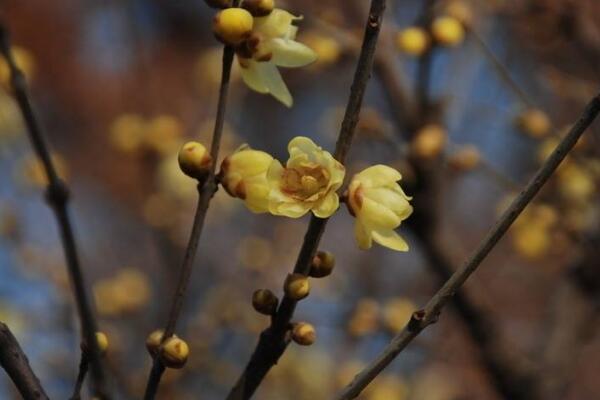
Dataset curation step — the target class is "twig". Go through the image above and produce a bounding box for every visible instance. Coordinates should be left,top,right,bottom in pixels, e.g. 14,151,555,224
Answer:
0,322,49,400
70,354,89,400
335,92,600,399
226,1,387,399
142,2,240,397
0,21,108,399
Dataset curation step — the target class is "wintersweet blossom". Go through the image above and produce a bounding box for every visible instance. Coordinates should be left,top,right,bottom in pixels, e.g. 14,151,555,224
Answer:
220,145,273,213
237,9,317,107
347,165,412,251
267,136,344,218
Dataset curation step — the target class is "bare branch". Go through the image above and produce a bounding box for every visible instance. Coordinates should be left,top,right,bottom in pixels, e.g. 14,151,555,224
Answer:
0,21,108,399
0,322,49,400
335,92,600,399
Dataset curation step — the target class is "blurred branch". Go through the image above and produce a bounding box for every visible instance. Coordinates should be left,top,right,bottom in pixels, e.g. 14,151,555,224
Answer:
226,1,387,399
141,4,240,397
0,322,49,400
0,21,108,399
70,353,89,400
335,91,600,399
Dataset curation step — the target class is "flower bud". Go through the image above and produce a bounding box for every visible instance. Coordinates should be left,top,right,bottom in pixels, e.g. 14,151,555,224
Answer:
252,289,279,315
160,337,189,369
81,331,109,356
178,141,212,180
431,16,465,47
396,27,429,56
284,273,310,300
204,0,231,9
516,109,550,138
411,124,447,160
309,251,335,278
213,8,254,46
447,145,481,171
242,0,275,17
145,329,165,356
292,322,316,346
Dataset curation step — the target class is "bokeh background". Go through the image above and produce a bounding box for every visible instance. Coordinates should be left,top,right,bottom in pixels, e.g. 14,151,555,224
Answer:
0,0,599,399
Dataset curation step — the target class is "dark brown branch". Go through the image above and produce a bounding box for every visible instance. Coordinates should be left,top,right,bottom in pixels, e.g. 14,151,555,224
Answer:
0,22,108,399
0,322,49,400
142,2,240,397
335,92,600,399
70,354,89,400
226,1,387,399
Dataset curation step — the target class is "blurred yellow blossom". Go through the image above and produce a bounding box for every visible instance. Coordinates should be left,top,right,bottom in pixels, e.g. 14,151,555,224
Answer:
510,203,558,260
382,297,416,332
347,298,380,337
109,113,145,152
144,115,183,156
447,144,481,171
0,46,35,90
267,136,345,218
557,163,595,204
19,153,68,187
431,16,465,46
365,374,409,400
396,27,430,56
347,165,412,251
516,108,551,138
411,124,447,160
93,268,151,316
444,0,474,27
302,32,342,66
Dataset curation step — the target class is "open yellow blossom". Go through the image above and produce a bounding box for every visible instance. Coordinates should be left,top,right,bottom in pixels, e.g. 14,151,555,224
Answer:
267,136,344,218
237,9,318,107
220,145,273,213
347,165,412,251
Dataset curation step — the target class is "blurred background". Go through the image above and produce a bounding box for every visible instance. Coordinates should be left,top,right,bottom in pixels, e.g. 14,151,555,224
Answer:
0,0,599,398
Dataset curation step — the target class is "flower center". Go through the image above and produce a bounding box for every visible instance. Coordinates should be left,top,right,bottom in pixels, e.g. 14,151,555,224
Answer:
281,164,330,200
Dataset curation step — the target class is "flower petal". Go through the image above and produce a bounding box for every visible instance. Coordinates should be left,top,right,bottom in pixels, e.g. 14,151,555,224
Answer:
312,192,339,218
254,9,298,38
371,229,409,251
355,164,402,188
354,221,373,250
270,200,311,218
239,59,269,94
259,62,293,107
363,187,413,219
359,197,402,229
270,38,318,68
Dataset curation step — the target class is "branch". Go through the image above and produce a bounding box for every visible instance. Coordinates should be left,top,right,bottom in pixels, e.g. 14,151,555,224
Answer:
226,1,387,399
335,92,600,400
142,2,240,398
0,22,108,399
0,322,49,400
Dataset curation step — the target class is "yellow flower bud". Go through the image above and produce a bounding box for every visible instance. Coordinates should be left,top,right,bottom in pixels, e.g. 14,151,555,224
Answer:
252,289,279,315
220,145,273,213
145,329,165,356
284,273,310,300
178,141,212,180
213,8,254,46
81,331,109,356
447,145,481,171
309,250,335,278
243,0,275,17
516,108,551,138
396,27,430,56
160,337,189,369
204,0,231,9
431,16,465,47
292,322,316,346
411,124,447,160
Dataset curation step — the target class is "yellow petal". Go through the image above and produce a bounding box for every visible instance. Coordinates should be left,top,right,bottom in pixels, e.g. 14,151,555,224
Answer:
228,148,273,177
254,9,298,38
288,136,319,159
354,221,373,250
267,159,285,187
355,165,402,188
239,59,269,93
270,38,318,68
312,192,339,218
244,181,270,213
359,197,402,229
371,229,409,251
270,200,311,218
363,187,413,219
260,62,293,107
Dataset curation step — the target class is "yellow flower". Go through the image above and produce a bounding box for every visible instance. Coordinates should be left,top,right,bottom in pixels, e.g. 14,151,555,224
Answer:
347,165,412,251
396,27,430,56
267,136,344,218
431,16,465,47
237,9,318,107
220,145,273,213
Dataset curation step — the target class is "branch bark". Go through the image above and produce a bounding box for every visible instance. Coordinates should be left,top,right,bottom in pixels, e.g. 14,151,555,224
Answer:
0,21,108,399
335,92,600,399
0,322,49,400
226,1,387,399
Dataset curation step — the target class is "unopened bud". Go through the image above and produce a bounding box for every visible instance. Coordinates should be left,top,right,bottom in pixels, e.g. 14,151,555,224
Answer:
160,337,189,369
252,289,279,315
292,322,316,346
178,141,212,180
309,251,335,278
213,8,254,46
242,0,275,17
81,331,109,356
145,329,165,356
204,0,231,9
284,273,310,300
396,27,429,56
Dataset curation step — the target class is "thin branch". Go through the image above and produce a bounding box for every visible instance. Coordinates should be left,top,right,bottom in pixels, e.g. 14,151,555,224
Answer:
335,92,600,400
70,354,89,400
0,322,49,400
226,1,387,399
142,3,240,398
0,22,108,399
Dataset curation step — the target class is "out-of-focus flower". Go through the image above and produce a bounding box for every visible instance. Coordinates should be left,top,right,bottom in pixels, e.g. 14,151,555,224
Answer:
144,115,183,156
301,32,342,67
557,163,595,203
510,203,558,260
516,108,551,138
444,0,474,27
447,144,481,171
220,145,273,213
267,136,344,218
365,374,409,400
0,46,35,90
431,16,465,46
237,9,318,107
382,297,416,332
347,298,380,337
19,153,68,187
109,113,145,152
195,47,241,89
396,27,430,56
93,268,151,316
411,124,447,160
347,165,412,251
